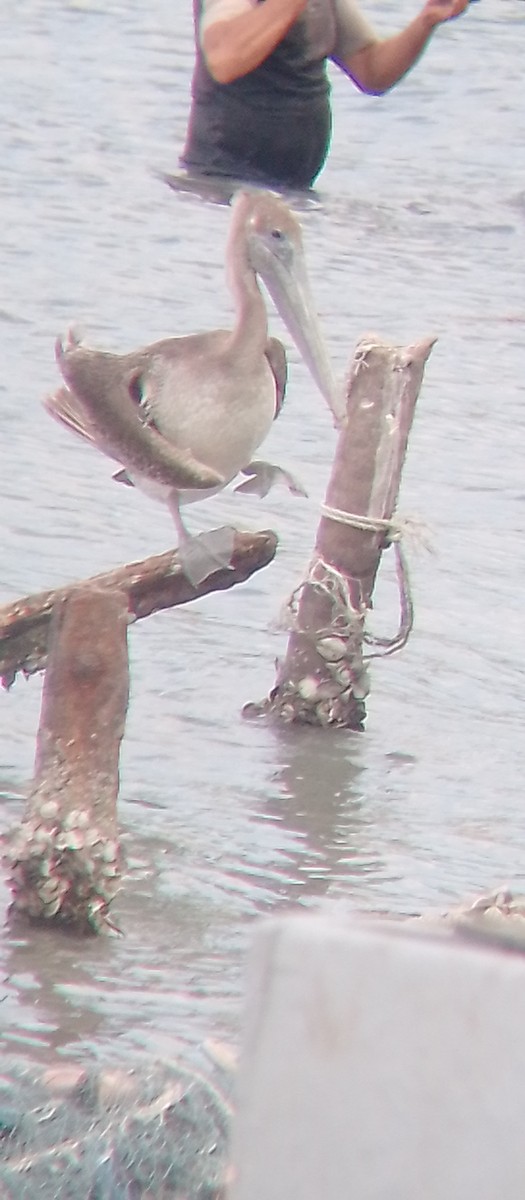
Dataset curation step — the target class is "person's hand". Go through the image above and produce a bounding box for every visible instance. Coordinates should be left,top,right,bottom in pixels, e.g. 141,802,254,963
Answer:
421,0,470,26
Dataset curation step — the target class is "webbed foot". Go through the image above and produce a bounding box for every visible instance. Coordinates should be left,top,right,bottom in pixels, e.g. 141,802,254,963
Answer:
234,460,308,499
177,526,236,588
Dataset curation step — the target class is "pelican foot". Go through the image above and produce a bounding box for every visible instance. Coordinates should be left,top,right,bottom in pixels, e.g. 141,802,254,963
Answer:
177,526,236,588
234,460,308,499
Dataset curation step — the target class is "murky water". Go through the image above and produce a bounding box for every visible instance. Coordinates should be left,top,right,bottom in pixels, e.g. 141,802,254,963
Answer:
1,0,524,1070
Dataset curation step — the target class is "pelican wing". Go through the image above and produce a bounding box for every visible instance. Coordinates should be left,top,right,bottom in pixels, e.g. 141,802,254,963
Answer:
44,385,98,446
50,333,224,492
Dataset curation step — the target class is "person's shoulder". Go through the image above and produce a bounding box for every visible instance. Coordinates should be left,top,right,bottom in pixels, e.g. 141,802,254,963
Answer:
332,0,378,56
200,0,255,35
333,0,372,22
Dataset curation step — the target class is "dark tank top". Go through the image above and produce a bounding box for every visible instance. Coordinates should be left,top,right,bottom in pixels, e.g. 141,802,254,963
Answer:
181,0,332,189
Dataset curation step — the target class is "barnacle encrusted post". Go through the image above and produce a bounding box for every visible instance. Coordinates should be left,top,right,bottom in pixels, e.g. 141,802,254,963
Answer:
7,586,129,932
247,336,435,730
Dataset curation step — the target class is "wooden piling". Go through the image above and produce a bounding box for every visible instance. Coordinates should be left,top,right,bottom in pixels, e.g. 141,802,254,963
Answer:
6,586,129,933
245,336,435,730
2,529,278,929
0,528,278,687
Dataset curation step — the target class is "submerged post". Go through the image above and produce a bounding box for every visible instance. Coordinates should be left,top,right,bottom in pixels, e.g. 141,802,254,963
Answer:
246,336,435,730
6,586,129,933
2,528,278,931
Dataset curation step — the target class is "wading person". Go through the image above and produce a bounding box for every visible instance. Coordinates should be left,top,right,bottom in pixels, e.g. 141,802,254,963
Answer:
181,0,470,191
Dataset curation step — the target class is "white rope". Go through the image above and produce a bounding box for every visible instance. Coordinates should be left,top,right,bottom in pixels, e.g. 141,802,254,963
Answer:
282,544,414,659
320,505,433,552
320,505,403,541
364,541,413,658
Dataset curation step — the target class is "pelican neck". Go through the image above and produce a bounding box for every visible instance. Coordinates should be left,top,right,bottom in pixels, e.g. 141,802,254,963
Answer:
226,236,269,358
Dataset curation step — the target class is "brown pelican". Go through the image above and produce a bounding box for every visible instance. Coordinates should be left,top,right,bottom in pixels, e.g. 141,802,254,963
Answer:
44,189,336,585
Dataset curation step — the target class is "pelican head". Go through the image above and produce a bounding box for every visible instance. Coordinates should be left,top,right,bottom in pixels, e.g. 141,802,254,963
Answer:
231,190,338,412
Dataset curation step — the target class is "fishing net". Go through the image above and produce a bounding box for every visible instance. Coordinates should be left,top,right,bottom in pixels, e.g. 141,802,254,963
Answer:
0,1058,231,1199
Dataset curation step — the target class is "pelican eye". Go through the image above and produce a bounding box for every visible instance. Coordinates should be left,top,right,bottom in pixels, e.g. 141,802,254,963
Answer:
270,228,285,241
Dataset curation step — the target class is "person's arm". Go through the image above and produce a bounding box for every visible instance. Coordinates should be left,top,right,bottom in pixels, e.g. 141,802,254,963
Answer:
336,0,470,96
201,0,308,85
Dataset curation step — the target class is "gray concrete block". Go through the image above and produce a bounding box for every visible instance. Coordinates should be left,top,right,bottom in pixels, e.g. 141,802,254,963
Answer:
231,915,525,1200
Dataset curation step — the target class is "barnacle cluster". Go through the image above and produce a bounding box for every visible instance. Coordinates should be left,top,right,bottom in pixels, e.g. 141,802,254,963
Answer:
412,887,525,945
273,556,370,727
246,605,369,729
6,799,121,934
268,628,369,729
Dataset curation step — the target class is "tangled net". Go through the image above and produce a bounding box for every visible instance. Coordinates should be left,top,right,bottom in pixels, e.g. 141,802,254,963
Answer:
0,1058,231,1199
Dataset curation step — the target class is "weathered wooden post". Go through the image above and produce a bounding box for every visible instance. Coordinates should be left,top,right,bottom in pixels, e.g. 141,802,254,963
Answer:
0,529,278,686
246,336,435,730
1,529,278,930
6,587,129,933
